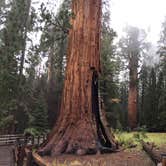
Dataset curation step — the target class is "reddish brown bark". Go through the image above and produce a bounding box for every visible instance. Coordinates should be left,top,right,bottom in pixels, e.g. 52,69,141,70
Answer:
40,0,117,156
128,56,138,129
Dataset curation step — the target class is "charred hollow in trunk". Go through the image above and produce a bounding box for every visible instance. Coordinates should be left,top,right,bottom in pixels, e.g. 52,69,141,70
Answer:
92,72,115,150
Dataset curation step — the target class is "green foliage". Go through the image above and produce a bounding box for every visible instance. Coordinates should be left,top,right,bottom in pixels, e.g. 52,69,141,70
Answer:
138,17,166,131
115,129,148,147
0,0,165,135
29,92,48,134
0,0,72,134
133,131,148,142
114,131,166,150
139,64,166,131
0,0,27,133
100,10,122,128
39,1,71,53
0,115,14,132
24,127,41,136
0,0,50,134
115,130,136,149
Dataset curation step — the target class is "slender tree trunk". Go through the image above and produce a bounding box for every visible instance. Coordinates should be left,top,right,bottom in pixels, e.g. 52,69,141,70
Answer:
47,37,65,128
141,78,145,125
19,0,31,77
40,0,117,156
128,56,138,129
47,45,57,128
15,0,31,134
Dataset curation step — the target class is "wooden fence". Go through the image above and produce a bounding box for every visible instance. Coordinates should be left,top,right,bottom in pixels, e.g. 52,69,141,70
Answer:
0,134,48,166
0,134,47,146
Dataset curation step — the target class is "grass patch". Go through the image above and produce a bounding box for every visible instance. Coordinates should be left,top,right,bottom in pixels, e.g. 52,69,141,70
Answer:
144,133,166,145
114,131,166,150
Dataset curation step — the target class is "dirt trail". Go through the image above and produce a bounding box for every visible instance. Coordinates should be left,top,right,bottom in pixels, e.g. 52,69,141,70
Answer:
42,150,155,166
0,146,14,166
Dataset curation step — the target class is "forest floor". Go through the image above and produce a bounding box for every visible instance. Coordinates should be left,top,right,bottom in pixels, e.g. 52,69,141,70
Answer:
43,150,155,166
36,132,166,166
0,145,14,166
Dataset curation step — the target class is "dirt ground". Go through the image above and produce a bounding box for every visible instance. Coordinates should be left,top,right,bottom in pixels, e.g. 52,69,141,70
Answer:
42,150,155,166
0,146,14,166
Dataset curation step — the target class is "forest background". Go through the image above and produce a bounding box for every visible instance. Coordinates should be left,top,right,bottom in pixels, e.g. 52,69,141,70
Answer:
0,0,165,135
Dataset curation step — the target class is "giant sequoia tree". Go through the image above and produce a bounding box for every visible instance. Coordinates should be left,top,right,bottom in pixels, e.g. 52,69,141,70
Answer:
119,26,147,129
40,0,117,155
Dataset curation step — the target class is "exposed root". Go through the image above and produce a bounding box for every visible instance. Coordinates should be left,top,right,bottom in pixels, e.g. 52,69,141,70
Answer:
37,108,118,156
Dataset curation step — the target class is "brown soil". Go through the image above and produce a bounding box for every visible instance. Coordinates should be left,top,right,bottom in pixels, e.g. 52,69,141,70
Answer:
0,145,14,166
41,150,155,166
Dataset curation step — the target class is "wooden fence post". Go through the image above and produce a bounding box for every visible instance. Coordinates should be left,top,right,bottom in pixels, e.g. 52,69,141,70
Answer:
25,148,33,166
17,146,25,166
31,135,34,145
37,136,40,148
42,134,45,143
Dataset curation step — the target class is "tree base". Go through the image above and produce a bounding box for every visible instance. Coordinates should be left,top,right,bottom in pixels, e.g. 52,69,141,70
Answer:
38,116,118,156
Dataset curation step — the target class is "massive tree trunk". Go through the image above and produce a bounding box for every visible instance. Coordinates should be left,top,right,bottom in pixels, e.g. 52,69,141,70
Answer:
128,55,138,129
40,0,117,156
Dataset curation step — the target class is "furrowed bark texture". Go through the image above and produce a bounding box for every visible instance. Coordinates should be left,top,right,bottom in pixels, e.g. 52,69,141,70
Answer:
40,0,117,156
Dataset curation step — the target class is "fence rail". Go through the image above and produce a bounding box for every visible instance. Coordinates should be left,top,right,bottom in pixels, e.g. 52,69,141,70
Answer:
0,134,48,166
0,134,47,146
0,134,24,146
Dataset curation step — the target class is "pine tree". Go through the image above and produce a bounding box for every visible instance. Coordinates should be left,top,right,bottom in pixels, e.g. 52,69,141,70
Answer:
38,1,71,127
157,17,166,131
100,10,121,128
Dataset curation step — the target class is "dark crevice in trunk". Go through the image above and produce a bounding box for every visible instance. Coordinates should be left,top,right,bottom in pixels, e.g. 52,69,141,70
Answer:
91,71,113,151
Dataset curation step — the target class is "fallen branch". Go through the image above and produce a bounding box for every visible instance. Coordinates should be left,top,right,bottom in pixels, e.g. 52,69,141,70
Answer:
33,152,51,166
142,141,161,164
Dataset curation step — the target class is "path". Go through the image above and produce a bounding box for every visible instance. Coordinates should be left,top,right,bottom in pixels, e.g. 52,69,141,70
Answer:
34,150,155,166
0,146,14,166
